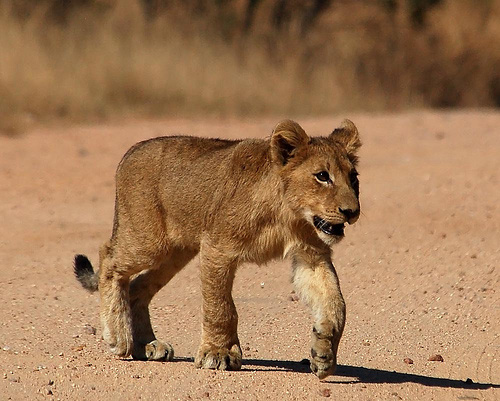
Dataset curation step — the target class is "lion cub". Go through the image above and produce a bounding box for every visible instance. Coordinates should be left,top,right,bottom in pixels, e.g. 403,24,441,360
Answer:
74,119,361,379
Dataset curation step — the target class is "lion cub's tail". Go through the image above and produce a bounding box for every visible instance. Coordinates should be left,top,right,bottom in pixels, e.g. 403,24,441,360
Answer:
74,254,98,293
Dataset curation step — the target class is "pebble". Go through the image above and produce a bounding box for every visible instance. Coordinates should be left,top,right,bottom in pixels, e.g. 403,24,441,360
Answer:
287,293,299,302
78,148,90,157
83,325,97,335
428,354,444,362
403,358,414,364
319,388,331,397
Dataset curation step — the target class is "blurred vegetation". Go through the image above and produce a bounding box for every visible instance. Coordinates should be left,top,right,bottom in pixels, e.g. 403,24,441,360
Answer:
1,0,499,133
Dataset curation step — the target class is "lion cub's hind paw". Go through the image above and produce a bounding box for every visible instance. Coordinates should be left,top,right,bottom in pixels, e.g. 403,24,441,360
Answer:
146,340,174,361
195,344,242,371
133,340,174,361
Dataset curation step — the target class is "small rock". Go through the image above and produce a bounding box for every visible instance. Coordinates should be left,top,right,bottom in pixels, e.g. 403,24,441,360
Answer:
403,358,413,365
465,378,474,385
43,387,53,396
78,148,90,157
319,388,331,397
244,346,250,351
8,375,20,383
83,325,96,335
288,293,299,302
300,358,310,365
48,379,54,386
260,282,265,288
3,346,11,352
71,345,85,352
202,391,210,398
428,354,444,362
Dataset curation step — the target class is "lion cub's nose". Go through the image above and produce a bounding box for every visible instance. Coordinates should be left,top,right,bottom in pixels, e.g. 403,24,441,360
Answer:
338,207,359,224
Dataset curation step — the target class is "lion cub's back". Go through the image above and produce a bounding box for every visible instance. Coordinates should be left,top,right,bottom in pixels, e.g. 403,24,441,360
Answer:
114,136,242,240
117,135,239,181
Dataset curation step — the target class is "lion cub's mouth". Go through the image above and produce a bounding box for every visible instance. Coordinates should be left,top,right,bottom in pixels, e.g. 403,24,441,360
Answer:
313,216,345,236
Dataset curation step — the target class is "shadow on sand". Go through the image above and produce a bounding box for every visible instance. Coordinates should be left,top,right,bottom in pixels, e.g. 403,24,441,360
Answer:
172,356,498,390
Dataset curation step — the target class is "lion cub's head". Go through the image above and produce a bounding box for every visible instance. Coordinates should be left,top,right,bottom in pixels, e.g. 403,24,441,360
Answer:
271,119,361,245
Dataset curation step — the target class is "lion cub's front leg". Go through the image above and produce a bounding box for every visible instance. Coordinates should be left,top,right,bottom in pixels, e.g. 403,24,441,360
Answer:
195,245,242,370
292,251,346,379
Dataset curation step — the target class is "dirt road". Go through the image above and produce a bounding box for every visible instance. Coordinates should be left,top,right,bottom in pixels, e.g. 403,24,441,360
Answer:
1,111,499,400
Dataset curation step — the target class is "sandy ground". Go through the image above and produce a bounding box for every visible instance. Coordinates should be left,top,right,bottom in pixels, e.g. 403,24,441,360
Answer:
0,111,499,400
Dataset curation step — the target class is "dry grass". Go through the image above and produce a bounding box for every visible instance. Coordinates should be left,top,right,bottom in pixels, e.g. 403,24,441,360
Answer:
0,0,499,134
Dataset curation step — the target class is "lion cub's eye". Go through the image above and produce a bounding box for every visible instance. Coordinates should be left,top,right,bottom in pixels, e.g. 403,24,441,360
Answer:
314,171,331,183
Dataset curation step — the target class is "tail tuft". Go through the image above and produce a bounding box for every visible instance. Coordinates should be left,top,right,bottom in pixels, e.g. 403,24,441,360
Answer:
74,254,98,292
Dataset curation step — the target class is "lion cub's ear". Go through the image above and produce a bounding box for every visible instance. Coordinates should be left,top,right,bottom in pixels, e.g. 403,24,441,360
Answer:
329,119,361,162
270,119,309,165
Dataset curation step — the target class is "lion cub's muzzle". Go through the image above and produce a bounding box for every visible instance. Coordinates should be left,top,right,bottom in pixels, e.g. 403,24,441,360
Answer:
339,207,360,225
313,216,346,237
313,207,360,237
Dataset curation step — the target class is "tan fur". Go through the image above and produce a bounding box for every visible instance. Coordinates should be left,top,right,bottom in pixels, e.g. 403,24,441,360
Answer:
74,119,361,379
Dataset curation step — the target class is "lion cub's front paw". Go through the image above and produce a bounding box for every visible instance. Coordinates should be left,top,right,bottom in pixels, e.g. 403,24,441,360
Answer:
132,340,174,361
195,344,242,370
310,337,336,380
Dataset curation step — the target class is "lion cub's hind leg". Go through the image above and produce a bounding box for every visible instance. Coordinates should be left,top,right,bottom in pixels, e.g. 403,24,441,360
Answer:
129,248,197,361
98,239,169,358
98,249,138,358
